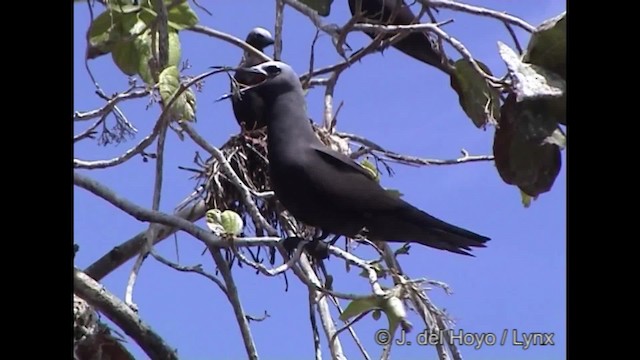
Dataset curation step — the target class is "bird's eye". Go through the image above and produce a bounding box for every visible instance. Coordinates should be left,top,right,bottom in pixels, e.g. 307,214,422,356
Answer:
265,65,281,75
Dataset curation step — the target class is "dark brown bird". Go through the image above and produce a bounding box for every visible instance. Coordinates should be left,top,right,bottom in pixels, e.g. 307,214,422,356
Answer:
236,61,490,256
348,0,453,74
231,27,275,131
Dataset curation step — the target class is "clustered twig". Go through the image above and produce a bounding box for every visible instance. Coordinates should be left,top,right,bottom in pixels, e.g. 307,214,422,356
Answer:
74,0,539,359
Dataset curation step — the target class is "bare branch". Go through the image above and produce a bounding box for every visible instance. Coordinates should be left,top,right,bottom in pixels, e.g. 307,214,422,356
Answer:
73,172,282,250
308,294,323,360
188,25,272,62
209,247,259,360
337,132,494,165
74,67,228,169
329,297,372,360
274,0,285,60
421,0,536,32
281,0,341,38
353,22,503,84
74,267,178,360
74,89,151,121
84,200,207,281
149,248,228,294
74,113,108,143
151,0,169,68
231,238,307,276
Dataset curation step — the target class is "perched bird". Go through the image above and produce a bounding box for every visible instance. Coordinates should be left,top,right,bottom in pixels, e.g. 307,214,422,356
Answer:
348,0,453,74
231,27,275,131
236,61,490,256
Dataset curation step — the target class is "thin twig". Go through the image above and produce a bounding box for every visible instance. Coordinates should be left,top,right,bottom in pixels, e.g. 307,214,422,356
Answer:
149,248,228,294
75,68,228,169
353,22,502,84
308,293,322,360
74,113,108,143
188,25,272,62
84,199,207,281
74,89,151,121
74,267,178,360
329,297,372,360
421,0,536,32
504,22,524,55
74,172,283,250
192,0,213,16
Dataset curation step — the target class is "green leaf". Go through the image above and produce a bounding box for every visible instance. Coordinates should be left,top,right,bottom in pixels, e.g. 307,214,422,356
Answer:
206,209,224,234
523,12,566,80
167,30,181,67
87,10,123,58
360,159,379,182
158,65,196,122
112,39,140,76
299,0,334,17
135,29,154,84
339,296,380,322
135,29,182,85
450,59,501,128
167,0,199,30
220,210,244,236
498,41,565,102
205,209,242,235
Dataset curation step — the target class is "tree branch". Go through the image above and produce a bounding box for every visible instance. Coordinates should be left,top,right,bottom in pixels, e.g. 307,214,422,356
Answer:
421,0,536,32
187,25,272,62
74,89,151,121
209,247,259,360
74,267,178,360
84,199,207,281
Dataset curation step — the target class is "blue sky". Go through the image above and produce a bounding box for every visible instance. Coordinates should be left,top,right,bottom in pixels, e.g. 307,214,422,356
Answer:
74,1,566,359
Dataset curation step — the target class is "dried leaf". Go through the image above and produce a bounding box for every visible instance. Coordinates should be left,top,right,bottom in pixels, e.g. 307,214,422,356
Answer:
498,41,565,102
493,95,563,197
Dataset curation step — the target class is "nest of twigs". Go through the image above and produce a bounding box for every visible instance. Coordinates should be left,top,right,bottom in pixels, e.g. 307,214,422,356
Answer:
179,123,349,267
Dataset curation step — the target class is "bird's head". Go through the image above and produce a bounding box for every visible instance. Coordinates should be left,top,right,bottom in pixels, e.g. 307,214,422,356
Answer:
234,61,301,99
245,27,275,50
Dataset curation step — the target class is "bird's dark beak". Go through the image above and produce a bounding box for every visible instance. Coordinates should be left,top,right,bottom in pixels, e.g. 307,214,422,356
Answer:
234,65,269,84
265,38,275,47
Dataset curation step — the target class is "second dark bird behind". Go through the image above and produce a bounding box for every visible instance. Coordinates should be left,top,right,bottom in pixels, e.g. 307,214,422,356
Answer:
348,0,453,74
231,27,275,132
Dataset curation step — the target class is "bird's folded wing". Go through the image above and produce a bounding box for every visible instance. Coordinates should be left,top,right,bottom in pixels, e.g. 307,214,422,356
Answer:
310,143,377,181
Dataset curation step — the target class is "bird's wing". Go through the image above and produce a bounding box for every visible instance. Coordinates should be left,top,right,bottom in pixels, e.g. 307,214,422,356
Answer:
304,143,401,213
309,143,377,181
